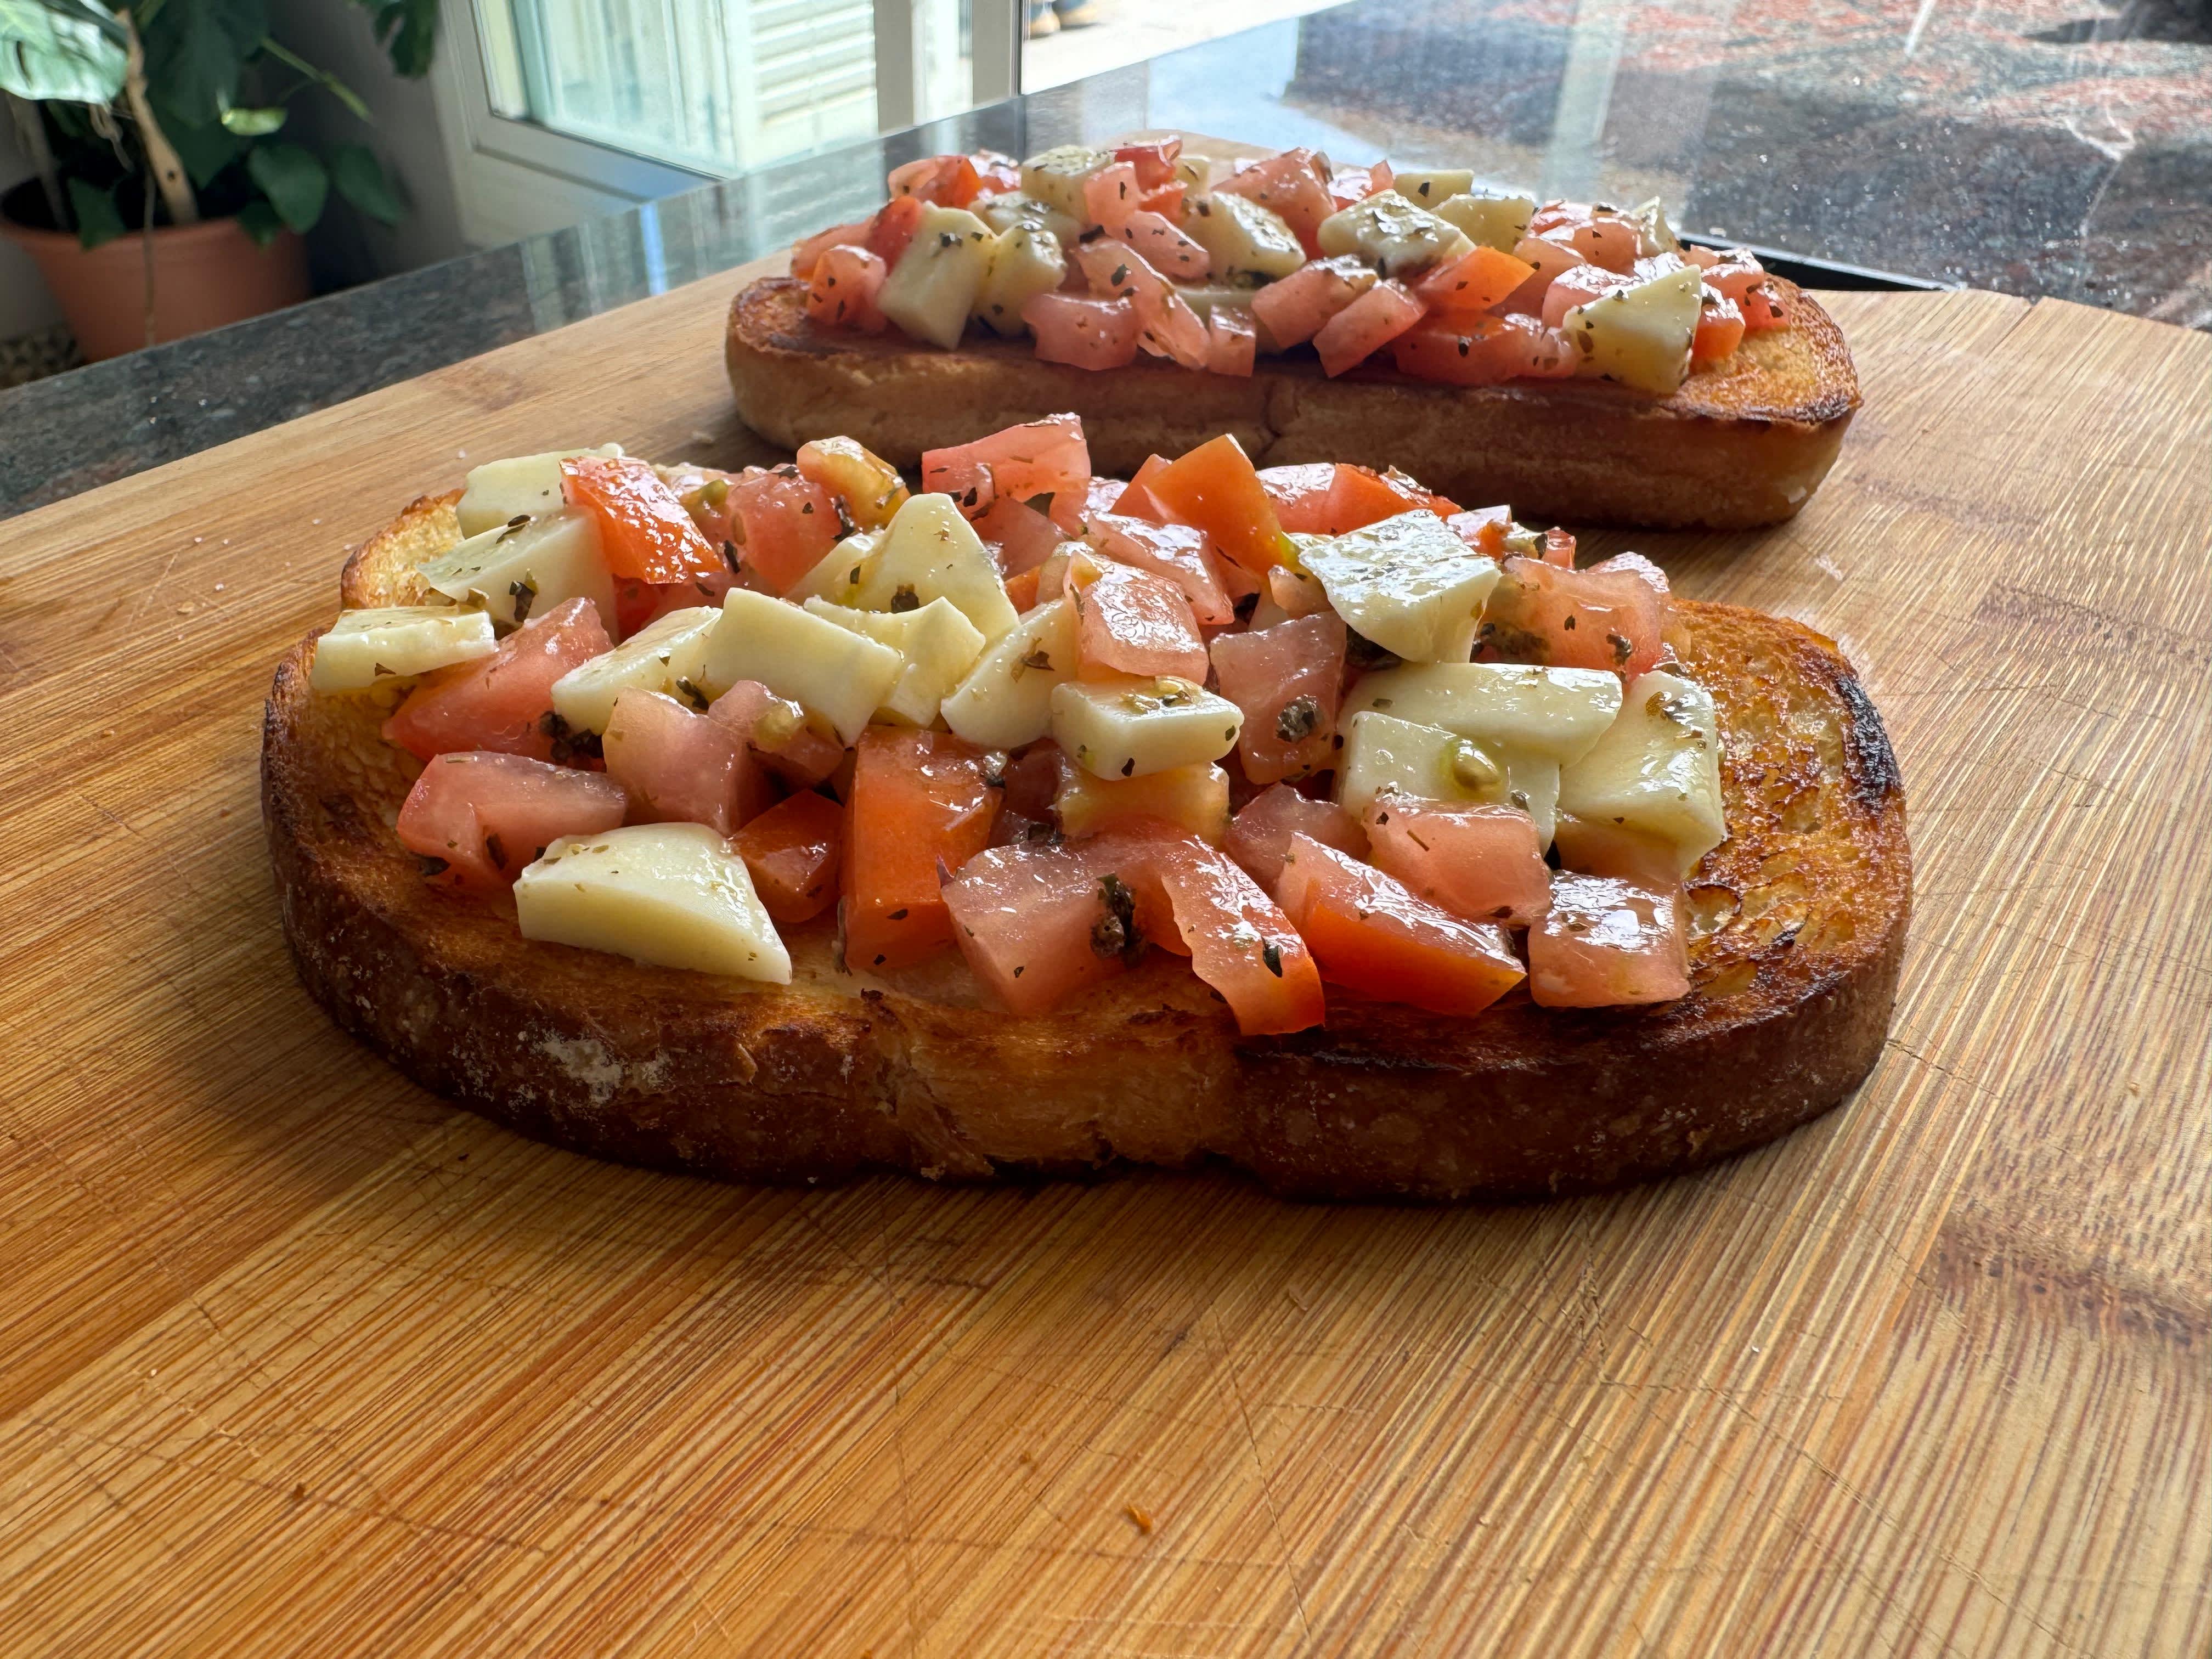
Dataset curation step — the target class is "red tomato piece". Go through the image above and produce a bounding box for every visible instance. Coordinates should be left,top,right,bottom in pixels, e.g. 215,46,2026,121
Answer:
1692,288,1746,365
1137,180,1186,219
1583,550,1667,594
1537,210,1638,273
1111,136,1182,189
1213,149,1334,252
1075,561,1208,681
1368,159,1395,195
1741,279,1789,332
942,836,1143,1014
1527,874,1689,1007
724,466,842,594
1146,433,1294,575
1248,256,1370,348
1327,165,1374,210
1206,307,1257,377
1275,834,1526,1017
791,218,870,280
1224,784,1367,893
1024,291,1142,371
1414,244,1537,318
602,688,771,837
1542,261,1635,328
1551,813,1680,890
1142,826,1324,1034
843,727,1005,970
1074,241,1209,368
1447,504,1510,555
1314,280,1424,376
1110,455,1174,518
1258,462,1441,535
396,749,627,890
974,494,1063,577
1545,526,1576,568
1502,233,1587,315
1362,795,1551,926
382,597,611,763
866,195,924,267
1479,556,1666,678
1002,567,1042,611
733,789,844,924
1116,210,1210,282
923,414,1091,525
804,244,888,334
1083,160,1142,234
1390,314,1577,386
562,455,724,586
970,150,1021,196
1083,511,1235,625
1209,611,1347,785
888,153,981,208
1698,248,1766,303
794,435,909,529
709,679,844,787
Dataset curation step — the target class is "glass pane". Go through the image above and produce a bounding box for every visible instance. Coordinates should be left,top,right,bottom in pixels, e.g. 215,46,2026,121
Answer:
1020,0,1342,92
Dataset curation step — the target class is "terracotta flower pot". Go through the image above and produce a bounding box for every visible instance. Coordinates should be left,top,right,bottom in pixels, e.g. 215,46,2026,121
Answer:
1,202,311,363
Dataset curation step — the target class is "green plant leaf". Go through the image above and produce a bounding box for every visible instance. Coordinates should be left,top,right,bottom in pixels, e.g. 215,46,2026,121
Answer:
247,139,324,231
218,101,285,134
161,111,245,186
0,0,129,103
66,174,125,247
360,0,435,77
330,142,402,225
259,36,369,120
141,0,266,125
237,197,281,247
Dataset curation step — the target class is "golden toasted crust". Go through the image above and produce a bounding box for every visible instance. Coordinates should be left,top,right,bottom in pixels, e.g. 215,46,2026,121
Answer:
265,492,1910,1198
725,276,1860,531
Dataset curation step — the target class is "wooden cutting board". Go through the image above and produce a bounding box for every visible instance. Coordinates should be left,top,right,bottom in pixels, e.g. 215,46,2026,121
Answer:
0,266,2204,1657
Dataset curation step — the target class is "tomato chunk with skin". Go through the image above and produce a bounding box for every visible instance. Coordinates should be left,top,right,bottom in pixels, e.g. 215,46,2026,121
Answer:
843,727,1005,970
1024,292,1142,371
1076,561,1209,681
710,679,844,787
1276,834,1525,1017
603,688,772,837
1084,161,1142,234
1210,611,1346,785
923,414,1091,517
805,244,888,334
942,836,1141,1014
1259,462,1442,535
1249,256,1369,348
1146,434,1294,576
1479,556,1665,678
1075,241,1209,369
1527,873,1688,1007
1206,308,1257,377
865,195,924,267
791,218,870,280
383,597,611,763
1226,784,1367,893
1362,795,1551,926
1116,210,1210,283
1447,505,1510,555
1083,511,1234,625
1741,279,1789,332
1146,829,1324,1034
889,153,981,208
1111,136,1182,189
1415,244,1537,318
733,789,844,924
397,750,627,890
1693,288,1745,365
1391,315,1576,386
1502,234,1585,316
1542,261,1635,328
724,466,842,594
1315,279,1425,376
1544,526,1577,568
562,455,724,586
974,494,1062,577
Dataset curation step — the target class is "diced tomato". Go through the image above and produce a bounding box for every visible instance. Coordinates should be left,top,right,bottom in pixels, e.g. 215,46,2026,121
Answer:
1479,556,1666,678
970,150,1022,196
865,195,924,267
1224,784,1367,893
1692,289,1745,366
1741,279,1789,332
1414,244,1536,318
1141,825,1324,1034
889,153,982,208
1249,256,1370,348
1214,149,1334,252
843,727,1004,970
1551,813,1680,890
709,679,844,787
1502,233,1586,316
1327,165,1374,210
1137,180,1186,219
1259,462,1442,535
1206,308,1256,377
942,836,1143,1014
1002,567,1042,611
1111,136,1182,190
1083,511,1234,625
1074,241,1209,369
1362,796,1551,926
805,244,888,334
1447,505,1510,555
723,466,842,594
1583,550,1667,594
603,687,770,837
1083,161,1142,234
1001,745,1062,820
1146,433,1293,575
1209,611,1346,785
1535,209,1638,273
791,219,870,280
1081,475,1128,523
1314,279,1424,376
1075,561,1209,681
923,415,1091,528
1111,455,1173,517
1390,314,1576,386
562,455,724,586
795,435,909,529
1116,210,1210,282
733,789,844,924
1542,261,1635,328
1024,291,1141,371
1368,159,1394,195
1699,248,1766,303
397,750,627,890
975,494,1063,577
1527,874,1688,1007
1275,834,1525,1017
1544,526,1576,568
383,597,611,763
617,570,738,639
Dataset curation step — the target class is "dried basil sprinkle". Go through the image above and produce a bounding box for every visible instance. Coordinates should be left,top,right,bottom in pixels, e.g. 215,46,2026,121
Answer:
508,577,537,624
1276,696,1321,743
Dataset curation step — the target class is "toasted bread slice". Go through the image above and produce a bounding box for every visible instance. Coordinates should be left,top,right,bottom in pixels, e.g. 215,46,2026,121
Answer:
264,492,1909,1200
725,276,1859,531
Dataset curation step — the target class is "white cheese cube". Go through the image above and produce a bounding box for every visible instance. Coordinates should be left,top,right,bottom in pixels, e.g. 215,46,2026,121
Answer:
1562,260,1705,396
549,606,720,732
975,189,1082,250
802,595,985,727
455,443,623,535
1499,748,1563,849
975,223,1066,338
855,493,1018,643
1050,675,1243,779
1390,169,1476,207
1630,197,1681,256
309,606,495,693
1557,670,1726,872
1019,144,1114,217
940,598,1078,748
1339,663,1624,766
1183,193,1305,283
1169,284,1260,329
1057,760,1230,844
877,204,995,349
787,529,883,606
1335,711,1511,815
1432,190,1538,252
419,507,618,630
700,589,903,744
1316,190,1474,277
515,823,790,983
1298,511,1501,663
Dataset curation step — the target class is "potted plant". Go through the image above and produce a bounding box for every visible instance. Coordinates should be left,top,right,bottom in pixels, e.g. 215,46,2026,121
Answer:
1,0,434,360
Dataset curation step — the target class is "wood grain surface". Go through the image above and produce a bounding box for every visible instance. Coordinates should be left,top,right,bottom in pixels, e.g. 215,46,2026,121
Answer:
0,270,2204,1657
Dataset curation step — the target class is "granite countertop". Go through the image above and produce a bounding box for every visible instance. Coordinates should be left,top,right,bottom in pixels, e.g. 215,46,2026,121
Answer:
2,0,2204,518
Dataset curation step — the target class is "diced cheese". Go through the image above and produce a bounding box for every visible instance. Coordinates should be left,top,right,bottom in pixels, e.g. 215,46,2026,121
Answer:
1018,145,1114,218
1557,670,1726,872
787,529,883,606
1050,675,1243,779
801,595,985,727
699,589,902,745
974,189,1082,249
1298,511,1501,663
515,823,790,983
1630,197,1681,256
1499,748,1563,848
419,508,618,630
854,493,1019,643
1562,260,1705,396
548,606,720,732
1390,169,1476,207
309,606,495,693
1056,760,1231,844
1169,284,1261,328
877,205,995,349
1432,191,1536,252
455,444,623,536
975,223,1066,338
940,599,1078,748
1182,193,1305,283
1316,191,1474,277
1335,711,1511,815
1339,663,1624,765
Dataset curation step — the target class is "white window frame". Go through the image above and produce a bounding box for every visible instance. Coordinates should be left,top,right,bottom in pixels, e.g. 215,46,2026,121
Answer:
430,0,1023,248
